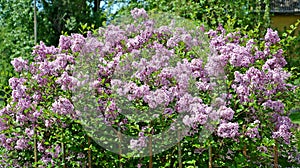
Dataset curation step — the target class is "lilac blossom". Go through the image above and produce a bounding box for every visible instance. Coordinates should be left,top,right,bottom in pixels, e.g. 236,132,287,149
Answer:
228,44,254,67
32,109,42,119
204,49,226,77
45,119,52,128
245,127,260,139
272,124,292,144
163,108,174,115
11,57,28,72
176,93,193,113
262,100,285,114
131,8,148,19
53,145,61,158
143,88,171,108
51,53,75,71
59,35,72,51
32,92,42,102
217,122,239,138
218,106,235,121
56,71,79,90
52,97,74,116
11,84,27,102
77,152,85,159
129,132,147,150
32,41,58,61
264,28,280,44
105,25,127,46
25,128,34,138
9,77,26,90
17,97,31,111
70,34,85,53
257,146,268,153
15,138,28,150
166,36,180,48
183,115,194,127
0,119,7,132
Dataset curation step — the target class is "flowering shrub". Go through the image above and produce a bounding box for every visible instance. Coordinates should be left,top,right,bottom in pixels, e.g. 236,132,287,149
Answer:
0,8,299,167
204,26,299,167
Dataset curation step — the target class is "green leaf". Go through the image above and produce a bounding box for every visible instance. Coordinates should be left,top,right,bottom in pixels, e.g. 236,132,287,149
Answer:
81,23,87,30
290,108,300,124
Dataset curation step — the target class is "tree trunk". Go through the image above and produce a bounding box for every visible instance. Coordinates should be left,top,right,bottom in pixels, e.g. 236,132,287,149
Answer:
62,142,66,168
118,128,123,168
274,143,278,168
34,0,37,44
209,145,212,168
94,0,100,12
149,135,153,168
88,136,92,168
34,128,38,168
177,130,182,168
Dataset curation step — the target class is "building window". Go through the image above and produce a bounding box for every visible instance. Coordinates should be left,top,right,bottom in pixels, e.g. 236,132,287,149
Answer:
270,0,300,14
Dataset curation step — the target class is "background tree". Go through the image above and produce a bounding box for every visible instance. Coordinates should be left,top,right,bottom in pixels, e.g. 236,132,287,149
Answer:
0,0,112,107
0,0,34,107
37,0,108,45
114,0,270,32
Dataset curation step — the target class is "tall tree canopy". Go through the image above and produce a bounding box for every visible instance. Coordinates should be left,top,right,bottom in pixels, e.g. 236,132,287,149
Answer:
37,0,108,45
0,0,34,106
114,0,270,31
0,0,110,106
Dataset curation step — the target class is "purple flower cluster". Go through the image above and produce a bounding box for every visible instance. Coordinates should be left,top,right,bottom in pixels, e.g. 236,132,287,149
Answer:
218,106,235,121
32,41,58,61
15,138,29,150
262,49,287,70
11,57,28,72
245,127,260,139
52,97,75,116
9,77,26,90
262,100,285,114
70,34,85,53
180,94,209,127
232,66,291,103
272,115,293,144
7,77,35,128
56,71,79,90
245,120,261,139
265,28,280,45
131,8,148,20
59,35,72,51
228,42,255,67
78,10,219,150
217,122,239,138
130,131,147,150
272,124,292,144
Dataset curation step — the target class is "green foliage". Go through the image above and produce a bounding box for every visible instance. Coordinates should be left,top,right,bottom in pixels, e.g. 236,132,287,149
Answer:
37,0,107,45
116,0,270,33
288,66,300,125
280,20,300,68
0,0,110,107
0,0,35,107
275,20,300,125
0,0,300,167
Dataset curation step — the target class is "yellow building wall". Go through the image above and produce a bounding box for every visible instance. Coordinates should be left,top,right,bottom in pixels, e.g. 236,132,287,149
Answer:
271,15,300,34
271,15,299,65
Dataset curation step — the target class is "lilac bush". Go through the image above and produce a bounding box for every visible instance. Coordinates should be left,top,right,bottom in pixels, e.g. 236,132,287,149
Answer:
206,26,299,166
0,8,298,167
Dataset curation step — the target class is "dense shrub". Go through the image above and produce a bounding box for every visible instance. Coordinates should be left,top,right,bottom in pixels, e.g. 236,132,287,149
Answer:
0,8,299,167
